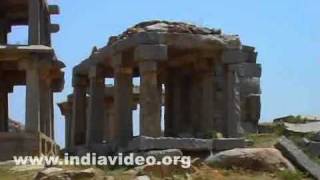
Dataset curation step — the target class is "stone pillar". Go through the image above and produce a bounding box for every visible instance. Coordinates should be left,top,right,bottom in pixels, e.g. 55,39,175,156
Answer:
200,69,215,136
71,76,87,147
164,72,174,137
0,20,8,45
40,79,51,137
113,59,133,146
135,45,167,137
28,0,41,45
0,88,9,132
104,100,115,141
189,74,202,136
64,101,73,149
139,61,161,137
86,66,105,145
25,62,42,133
225,66,243,137
212,64,226,134
49,92,54,139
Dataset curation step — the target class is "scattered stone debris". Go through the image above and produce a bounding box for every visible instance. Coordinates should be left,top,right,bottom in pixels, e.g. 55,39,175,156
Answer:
275,136,320,179
205,148,295,172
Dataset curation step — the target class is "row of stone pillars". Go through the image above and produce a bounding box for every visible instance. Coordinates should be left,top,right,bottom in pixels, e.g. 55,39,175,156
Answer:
69,43,260,148
70,45,166,148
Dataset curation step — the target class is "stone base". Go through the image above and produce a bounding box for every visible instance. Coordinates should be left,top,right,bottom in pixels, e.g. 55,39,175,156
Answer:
0,132,59,161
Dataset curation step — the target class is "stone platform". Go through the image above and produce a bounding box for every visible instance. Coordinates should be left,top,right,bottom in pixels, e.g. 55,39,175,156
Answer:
67,136,246,155
0,132,59,161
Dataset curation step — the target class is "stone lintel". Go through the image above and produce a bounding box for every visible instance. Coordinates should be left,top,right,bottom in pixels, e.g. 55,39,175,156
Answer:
134,44,167,62
229,63,262,77
48,5,60,15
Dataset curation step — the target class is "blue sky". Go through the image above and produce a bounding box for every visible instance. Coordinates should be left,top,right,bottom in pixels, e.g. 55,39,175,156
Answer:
8,0,320,147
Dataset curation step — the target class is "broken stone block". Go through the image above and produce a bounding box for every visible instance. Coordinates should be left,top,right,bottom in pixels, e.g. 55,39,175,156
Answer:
275,136,320,179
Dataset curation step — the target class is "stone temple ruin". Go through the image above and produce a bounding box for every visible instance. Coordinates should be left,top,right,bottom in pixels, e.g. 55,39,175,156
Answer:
0,0,64,160
59,21,261,152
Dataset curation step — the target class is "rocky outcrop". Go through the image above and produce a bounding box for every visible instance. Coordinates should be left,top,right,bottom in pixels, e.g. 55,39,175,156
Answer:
205,148,295,172
108,20,223,45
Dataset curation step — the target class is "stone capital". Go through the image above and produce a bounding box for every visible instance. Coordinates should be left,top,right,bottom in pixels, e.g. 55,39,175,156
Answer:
134,44,168,62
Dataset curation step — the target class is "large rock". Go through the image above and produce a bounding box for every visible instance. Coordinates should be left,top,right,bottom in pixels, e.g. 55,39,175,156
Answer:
275,136,320,179
205,148,295,172
34,167,104,180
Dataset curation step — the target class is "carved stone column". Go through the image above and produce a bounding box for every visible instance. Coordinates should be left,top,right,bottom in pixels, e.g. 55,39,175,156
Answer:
0,85,10,132
164,71,174,137
139,61,161,137
28,0,41,45
226,65,243,137
135,44,167,137
25,62,43,132
71,76,87,147
0,20,8,45
86,66,105,145
113,55,133,146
